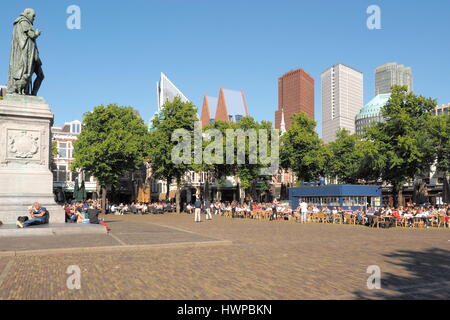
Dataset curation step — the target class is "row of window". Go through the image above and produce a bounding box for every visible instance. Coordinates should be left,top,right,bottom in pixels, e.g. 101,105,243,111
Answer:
57,141,74,159
299,196,371,207
52,166,92,183
299,197,340,207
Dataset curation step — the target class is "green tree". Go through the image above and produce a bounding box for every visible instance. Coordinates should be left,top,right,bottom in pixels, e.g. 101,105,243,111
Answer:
364,86,437,205
327,129,363,184
201,117,275,202
280,113,329,182
71,104,149,213
235,117,274,202
427,113,450,178
148,97,198,212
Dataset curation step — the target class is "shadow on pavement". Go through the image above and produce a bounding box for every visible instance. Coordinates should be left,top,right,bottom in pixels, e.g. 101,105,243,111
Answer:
353,248,450,300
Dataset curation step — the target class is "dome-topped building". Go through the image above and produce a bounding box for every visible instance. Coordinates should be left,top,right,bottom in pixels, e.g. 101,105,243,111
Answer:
355,93,391,134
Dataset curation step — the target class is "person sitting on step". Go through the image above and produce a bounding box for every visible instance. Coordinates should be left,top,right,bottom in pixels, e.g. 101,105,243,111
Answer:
16,202,49,228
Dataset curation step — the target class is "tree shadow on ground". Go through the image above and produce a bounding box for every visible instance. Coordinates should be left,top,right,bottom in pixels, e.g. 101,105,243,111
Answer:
353,248,450,300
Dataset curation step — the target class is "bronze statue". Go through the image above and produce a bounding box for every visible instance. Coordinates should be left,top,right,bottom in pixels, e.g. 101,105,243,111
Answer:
7,8,44,96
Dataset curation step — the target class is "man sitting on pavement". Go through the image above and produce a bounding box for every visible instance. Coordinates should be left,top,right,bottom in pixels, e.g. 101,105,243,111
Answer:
16,202,49,228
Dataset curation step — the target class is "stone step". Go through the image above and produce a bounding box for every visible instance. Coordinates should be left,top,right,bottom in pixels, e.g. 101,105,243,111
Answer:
0,223,108,238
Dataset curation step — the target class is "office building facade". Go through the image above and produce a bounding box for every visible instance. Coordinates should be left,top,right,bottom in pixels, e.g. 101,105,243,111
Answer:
322,64,363,144
375,62,413,95
275,69,314,130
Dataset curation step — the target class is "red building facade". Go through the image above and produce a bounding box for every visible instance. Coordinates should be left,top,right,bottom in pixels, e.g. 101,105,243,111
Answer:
275,69,314,130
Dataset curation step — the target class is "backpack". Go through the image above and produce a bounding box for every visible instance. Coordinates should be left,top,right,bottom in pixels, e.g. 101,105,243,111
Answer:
17,216,29,223
87,209,99,224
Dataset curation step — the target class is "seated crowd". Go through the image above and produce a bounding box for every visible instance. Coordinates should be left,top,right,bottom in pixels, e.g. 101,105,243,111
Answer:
64,199,101,224
183,200,450,229
109,202,176,215
291,204,450,228
59,198,450,229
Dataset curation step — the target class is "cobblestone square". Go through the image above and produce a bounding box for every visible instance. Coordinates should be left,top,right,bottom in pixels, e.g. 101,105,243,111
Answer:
0,214,449,300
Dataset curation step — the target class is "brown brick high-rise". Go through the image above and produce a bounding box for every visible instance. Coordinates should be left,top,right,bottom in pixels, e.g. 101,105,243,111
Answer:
275,69,314,130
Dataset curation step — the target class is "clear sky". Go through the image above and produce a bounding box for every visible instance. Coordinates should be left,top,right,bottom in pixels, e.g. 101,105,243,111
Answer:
1,0,449,136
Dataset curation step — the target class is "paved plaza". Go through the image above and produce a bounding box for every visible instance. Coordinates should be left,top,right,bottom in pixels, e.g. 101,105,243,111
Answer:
0,213,449,300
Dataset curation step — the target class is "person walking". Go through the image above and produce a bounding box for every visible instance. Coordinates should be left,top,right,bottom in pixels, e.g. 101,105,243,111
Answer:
300,200,308,224
270,200,278,221
194,198,202,223
204,199,212,221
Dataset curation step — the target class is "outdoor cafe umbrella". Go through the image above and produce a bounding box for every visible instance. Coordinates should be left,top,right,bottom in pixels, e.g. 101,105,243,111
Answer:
443,176,450,204
79,180,87,202
73,179,80,202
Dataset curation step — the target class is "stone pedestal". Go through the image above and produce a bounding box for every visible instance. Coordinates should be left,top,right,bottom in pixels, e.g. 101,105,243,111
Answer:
0,94,65,224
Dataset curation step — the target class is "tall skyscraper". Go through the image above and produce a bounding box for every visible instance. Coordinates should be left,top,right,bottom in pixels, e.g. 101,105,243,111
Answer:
149,73,189,131
156,72,189,112
322,64,363,144
375,62,413,95
275,69,314,130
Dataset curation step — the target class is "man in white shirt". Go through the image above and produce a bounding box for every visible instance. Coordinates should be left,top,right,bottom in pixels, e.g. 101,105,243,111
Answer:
300,200,308,224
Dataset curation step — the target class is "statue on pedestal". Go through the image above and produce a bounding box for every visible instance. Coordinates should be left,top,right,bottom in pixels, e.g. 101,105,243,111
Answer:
7,8,44,96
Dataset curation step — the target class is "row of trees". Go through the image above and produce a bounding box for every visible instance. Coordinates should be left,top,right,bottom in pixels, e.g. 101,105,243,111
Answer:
281,86,450,205
71,86,449,212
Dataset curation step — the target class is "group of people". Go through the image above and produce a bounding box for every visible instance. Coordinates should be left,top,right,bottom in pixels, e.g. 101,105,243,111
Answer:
14,198,450,229
184,200,292,222
64,200,101,224
183,199,450,228
109,202,176,215
293,202,450,228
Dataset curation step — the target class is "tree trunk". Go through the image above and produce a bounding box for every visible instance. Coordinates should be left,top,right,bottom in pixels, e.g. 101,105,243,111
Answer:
398,187,404,207
166,177,171,202
176,178,181,213
392,181,403,208
101,185,107,215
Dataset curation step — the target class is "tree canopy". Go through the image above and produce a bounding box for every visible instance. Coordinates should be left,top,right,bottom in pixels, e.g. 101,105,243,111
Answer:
363,86,437,202
71,104,149,188
326,129,364,184
280,113,329,182
148,97,199,211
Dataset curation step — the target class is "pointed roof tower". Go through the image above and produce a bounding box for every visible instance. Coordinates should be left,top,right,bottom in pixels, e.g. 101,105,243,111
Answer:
280,107,287,134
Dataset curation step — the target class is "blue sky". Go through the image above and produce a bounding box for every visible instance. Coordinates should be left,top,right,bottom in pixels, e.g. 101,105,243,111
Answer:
1,0,449,136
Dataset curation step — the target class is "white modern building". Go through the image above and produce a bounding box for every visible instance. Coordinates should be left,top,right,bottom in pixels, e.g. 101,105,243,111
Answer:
149,72,190,131
156,72,189,112
375,62,413,95
321,64,364,144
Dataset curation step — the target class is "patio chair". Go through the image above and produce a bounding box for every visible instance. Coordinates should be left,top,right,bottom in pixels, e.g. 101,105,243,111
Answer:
317,212,329,223
344,214,355,225
395,217,407,228
413,218,424,228
437,216,447,228
331,213,342,224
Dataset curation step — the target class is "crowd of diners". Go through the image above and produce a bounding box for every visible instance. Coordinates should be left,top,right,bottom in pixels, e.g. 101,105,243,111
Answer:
64,199,102,223
64,201,176,222
65,198,450,228
183,200,450,228
109,202,176,215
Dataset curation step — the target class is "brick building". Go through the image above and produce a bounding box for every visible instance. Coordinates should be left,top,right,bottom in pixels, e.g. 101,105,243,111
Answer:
275,69,315,130
200,88,248,127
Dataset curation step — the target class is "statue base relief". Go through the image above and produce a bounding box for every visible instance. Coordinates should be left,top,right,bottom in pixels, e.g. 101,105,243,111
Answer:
0,94,65,224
